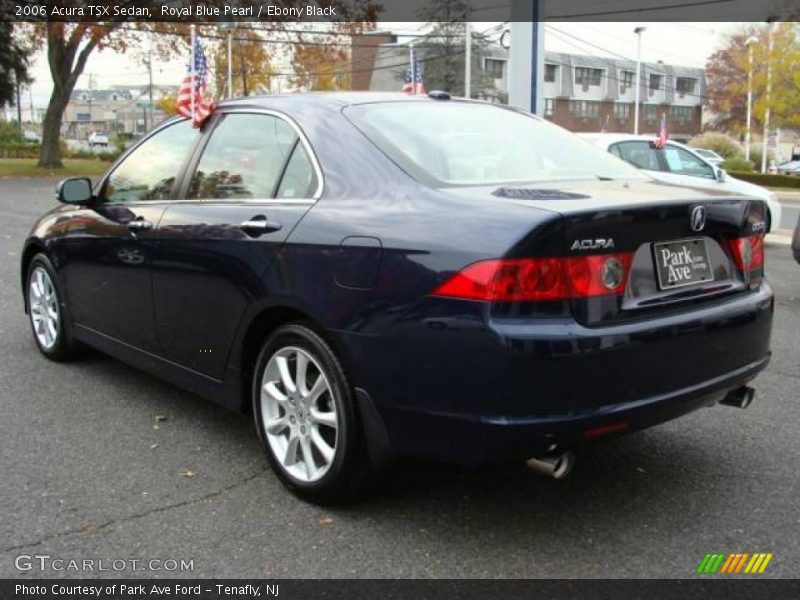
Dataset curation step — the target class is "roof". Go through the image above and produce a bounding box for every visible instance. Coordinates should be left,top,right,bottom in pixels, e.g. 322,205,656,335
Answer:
216,91,457,109
579,132,692,150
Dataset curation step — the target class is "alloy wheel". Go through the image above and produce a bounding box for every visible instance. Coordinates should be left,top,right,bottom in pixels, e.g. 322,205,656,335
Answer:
260,346,339,483
29,266,60,350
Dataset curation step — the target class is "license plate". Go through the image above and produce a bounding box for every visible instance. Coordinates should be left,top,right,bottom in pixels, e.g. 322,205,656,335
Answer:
653,238,714,290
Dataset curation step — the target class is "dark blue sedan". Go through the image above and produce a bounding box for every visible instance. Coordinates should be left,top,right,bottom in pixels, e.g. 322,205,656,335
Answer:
21,93,773,503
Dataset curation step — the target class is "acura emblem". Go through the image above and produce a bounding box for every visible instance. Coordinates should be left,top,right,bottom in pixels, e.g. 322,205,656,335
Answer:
690,206,707,232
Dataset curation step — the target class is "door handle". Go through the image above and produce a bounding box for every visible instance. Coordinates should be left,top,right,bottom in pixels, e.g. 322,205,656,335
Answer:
240,215,282,237
128,218,153,232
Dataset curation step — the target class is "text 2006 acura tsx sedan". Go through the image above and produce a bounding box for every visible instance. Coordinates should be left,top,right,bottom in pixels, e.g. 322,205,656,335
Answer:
21,93,772,503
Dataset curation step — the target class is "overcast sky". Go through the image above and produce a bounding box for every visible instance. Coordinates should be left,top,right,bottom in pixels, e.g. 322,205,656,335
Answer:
22,21,743,111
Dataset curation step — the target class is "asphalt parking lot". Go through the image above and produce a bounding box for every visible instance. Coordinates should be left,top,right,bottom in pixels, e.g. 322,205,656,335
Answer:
1,177,798,579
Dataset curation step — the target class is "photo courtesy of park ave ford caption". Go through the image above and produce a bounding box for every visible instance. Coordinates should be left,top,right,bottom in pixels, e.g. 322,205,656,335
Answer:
2,0,800,593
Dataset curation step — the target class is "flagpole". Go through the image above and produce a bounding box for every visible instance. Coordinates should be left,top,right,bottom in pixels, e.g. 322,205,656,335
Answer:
190,24,196,123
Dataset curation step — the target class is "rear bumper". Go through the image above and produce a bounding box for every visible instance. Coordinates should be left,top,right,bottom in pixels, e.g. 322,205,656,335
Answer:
379,355,768,464
340,284,774,465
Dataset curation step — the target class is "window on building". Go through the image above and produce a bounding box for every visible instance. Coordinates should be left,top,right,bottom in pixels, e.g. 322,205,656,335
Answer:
484,59,506,79
645,104,659,123
669,105,694,123
613,103,632,120
620,70,635,94
676,77,696,95
649,74,662,91
544,98,555,118
544,64,558,83
575,67,603,87
568,100,600,118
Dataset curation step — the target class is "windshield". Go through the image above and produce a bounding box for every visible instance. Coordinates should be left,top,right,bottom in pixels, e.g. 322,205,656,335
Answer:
345,101,646,187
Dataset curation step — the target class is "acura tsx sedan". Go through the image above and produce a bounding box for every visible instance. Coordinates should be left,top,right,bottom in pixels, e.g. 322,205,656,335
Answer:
21,93,773,503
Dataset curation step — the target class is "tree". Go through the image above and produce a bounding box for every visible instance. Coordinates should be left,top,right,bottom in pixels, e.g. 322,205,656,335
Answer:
0,23,32,109
23,16,191,168
213,28,274,97
706,23,800,134
290,22,375,91
415,0,497,99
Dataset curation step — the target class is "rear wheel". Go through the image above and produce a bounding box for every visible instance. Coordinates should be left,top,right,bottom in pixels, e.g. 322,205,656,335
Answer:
26,253,77,361
252,323,373,504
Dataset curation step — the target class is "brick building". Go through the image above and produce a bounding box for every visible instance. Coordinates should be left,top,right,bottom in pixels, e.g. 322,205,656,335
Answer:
351,33,706,138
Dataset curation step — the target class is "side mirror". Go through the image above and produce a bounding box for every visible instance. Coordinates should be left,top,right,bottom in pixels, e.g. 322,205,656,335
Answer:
715,168,726,182
56,177,93,204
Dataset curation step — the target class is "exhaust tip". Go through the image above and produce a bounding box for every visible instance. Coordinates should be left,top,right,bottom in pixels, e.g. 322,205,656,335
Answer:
526,451,575,480
719,385,755,409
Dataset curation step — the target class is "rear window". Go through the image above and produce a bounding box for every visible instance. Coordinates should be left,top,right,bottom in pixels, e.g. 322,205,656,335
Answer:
345,101,644,187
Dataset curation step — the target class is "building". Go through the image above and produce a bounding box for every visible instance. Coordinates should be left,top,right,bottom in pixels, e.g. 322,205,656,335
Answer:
351,32,706,138
63,86,178,140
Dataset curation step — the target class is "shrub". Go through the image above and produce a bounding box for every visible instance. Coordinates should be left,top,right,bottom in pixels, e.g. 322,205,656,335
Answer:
0,121,24,144
0,143,39,158
689,132,744,159
720,157,754,172
728,171,800,188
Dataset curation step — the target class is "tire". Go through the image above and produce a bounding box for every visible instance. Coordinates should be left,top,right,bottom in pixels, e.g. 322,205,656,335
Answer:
252,322,373,504
25,253,78,361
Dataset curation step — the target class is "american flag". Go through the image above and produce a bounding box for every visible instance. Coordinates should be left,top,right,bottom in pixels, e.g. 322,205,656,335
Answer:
402,52,426,95
176,36,214,128
653,112,668,148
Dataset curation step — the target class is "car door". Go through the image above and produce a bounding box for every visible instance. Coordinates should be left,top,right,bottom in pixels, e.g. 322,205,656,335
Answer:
152,110,321,379
58,119,201,351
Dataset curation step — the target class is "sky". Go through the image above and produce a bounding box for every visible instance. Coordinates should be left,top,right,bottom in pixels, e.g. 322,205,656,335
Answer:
20,21,743,115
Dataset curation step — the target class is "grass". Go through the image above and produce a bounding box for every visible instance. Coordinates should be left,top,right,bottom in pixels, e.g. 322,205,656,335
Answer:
0,158,111,179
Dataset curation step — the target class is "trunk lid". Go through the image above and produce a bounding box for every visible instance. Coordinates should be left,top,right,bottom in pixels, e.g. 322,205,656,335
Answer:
444,179,768,324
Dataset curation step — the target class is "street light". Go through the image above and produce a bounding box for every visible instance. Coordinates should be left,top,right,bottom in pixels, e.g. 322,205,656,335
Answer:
761,21,775,174
633,26,646,135
744,36,757,161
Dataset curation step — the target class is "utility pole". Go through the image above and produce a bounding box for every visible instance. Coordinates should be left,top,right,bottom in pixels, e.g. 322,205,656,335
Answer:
633,26,646,135
761,20,775,174
219,22,235,98
464,21,471,99
15,71,22,132
744,36,757,162
28,87,34,124
147,37,154,130
87,72,94,132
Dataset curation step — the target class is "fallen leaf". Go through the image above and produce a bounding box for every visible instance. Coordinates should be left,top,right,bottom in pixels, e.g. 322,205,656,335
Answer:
82,524,98,535
153,425,160,431
150,443,159,450
180,469,197,479
154,415,168,422
318,517,334,527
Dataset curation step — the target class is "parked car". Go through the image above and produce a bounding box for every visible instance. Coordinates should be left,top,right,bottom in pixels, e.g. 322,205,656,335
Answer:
582,134,782,233
22,130,41,144
777,160,800,176
88,132,109,148
21,94,773,503
690,147,724,166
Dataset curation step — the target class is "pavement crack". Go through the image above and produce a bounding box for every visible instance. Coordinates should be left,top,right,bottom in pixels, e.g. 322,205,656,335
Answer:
0,468,268,554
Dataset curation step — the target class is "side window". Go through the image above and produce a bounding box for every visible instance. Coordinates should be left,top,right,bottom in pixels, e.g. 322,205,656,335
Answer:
188,114,297,199
276,142,318,199
661,146,715,178
611,141,660,171
103,120,198,203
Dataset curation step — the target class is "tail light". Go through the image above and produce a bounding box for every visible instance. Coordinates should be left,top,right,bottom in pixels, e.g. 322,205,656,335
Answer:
726,234,765,273
431,253,633,302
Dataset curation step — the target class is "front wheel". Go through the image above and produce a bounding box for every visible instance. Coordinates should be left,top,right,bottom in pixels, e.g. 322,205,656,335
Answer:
252,323,373,504
26,253,78,361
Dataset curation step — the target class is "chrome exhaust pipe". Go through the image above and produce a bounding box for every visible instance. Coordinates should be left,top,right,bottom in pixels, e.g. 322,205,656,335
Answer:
525,451,575,480
719,386,755,409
